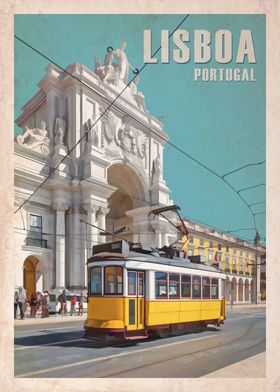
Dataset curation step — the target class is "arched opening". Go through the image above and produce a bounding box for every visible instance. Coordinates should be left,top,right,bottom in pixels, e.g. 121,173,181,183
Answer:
250,280,254,303
238,278,243,302
231,277,237,302
245,279,250,301
106,163,148,242
225,277,231,302
23,256,40,300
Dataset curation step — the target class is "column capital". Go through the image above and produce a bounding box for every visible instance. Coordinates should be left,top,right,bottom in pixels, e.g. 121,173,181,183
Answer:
70,204,81,214
84,203,99,214
53,201,69,212
97,206,110,217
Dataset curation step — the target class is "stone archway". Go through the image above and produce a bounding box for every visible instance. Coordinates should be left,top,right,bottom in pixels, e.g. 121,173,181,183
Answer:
231,277,237,302
23,256,42,300
238,278,243,302
106,163,148,242
245,279,250,301
250,280,254,303
225,276,231,302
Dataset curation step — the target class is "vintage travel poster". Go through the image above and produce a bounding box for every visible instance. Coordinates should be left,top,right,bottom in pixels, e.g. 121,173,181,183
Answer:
0,1,279,391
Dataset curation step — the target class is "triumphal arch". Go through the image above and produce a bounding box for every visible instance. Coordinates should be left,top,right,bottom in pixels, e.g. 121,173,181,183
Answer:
14,42,177,293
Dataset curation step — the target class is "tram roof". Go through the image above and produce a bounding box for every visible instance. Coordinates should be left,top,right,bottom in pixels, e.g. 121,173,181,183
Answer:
88,241,225,275
87,251,224,275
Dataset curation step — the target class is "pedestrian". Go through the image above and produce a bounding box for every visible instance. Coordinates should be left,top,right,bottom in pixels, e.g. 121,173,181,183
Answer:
58,290,67,316
30,292,37,318
41,290,50,318
18,287,26,320
14,291,19,320
78,293,86,316
36,291,42,316
70,295,77,316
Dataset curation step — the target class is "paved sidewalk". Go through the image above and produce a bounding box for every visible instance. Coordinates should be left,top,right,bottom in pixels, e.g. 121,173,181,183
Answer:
226,303,266,309
14,314,87,326
202,352,266,378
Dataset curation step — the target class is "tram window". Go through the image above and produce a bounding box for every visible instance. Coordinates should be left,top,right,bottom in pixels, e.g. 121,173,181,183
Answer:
169,274,180,298
104,266,123,295
128,271,136,295
155,272,167,298
90,266,102,295
138,272,144,296
192,276,201,298
181,275,191,297
211,278,219,299
202,277,210,298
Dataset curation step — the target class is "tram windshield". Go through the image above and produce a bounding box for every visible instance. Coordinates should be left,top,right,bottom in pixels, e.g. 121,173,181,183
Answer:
104,266,123,295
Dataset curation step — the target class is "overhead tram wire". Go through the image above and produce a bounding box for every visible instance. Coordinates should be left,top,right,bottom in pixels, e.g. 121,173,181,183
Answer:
16,164,263,244
248,200,266,207
13,14,190,215
14,14,264,234
222,160,265,178
237,183,266,194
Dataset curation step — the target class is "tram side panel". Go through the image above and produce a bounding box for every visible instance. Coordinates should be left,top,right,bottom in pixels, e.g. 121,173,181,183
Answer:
144,270,225,328
86,297,125,331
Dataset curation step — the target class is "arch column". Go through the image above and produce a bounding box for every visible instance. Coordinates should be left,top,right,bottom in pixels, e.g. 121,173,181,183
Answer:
84,204,99,257
70,204,85,289
97,207,110,243
53,201,69,289
243,279,246,303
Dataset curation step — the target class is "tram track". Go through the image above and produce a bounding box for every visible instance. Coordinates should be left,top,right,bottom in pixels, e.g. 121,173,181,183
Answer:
15,314,265,378
98,317,265,378
167,337,265,378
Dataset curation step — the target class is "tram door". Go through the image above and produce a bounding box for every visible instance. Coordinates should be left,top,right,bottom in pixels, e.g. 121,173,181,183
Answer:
127,270,145,331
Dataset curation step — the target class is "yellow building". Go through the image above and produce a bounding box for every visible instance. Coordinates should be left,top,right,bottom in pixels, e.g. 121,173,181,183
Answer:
182,220,265,304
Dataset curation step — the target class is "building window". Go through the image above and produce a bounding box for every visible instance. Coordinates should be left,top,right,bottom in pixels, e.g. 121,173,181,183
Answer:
225,253,230,269
169,274,180,298
209,241,213,248
192,276,201,298
181,275,191,298
104,266,123,295
155,272,168,298
30,214,42,238
189,236,194,243
200,238,204,247
211,278,219,299
26,214,47,248
90,267,102,295
239,257,243,271
188,243,194,256
218,244,222,251
226,246,229,252
202,277,210,298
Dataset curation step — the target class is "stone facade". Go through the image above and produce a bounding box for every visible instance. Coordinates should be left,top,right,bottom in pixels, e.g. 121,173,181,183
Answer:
14,45,177,297
182,220,266,304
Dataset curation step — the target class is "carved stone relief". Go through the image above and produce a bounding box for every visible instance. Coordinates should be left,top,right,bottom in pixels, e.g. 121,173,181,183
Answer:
16,121,51,155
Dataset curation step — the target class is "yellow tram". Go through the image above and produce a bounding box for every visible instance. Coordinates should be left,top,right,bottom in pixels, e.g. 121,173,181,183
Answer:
84,240,226,343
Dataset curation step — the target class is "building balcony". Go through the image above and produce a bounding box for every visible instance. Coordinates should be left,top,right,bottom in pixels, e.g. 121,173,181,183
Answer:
25,237,47,248
239,270,244,275
232,268,237,274
225,268,230,273
245,271,251,276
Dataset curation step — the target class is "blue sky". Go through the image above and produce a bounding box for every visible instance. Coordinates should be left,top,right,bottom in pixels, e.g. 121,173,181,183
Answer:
14,14,266,243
